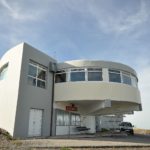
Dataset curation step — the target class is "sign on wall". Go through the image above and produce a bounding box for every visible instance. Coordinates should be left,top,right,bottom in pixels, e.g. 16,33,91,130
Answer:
66,104,78,111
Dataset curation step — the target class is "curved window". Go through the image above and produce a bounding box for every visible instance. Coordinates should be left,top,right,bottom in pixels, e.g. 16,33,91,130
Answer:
122,72,131,85
70,69,85,81
54,67,138,88
28,60,47,89
0,63,9,80
131,75,138,87
88,68,102,81
109,69,121,83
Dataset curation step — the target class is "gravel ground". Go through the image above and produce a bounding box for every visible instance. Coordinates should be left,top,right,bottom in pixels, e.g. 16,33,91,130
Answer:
0,133,150,150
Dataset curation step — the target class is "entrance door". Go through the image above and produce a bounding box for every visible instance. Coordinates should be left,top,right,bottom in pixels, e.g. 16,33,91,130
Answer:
28,109,43,137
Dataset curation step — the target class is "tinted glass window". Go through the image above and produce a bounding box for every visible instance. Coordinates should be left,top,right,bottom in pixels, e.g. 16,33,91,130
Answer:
88,72,102,81
122,74,131,85
28,65,37,77
37,80,46,88
109,70,121,83
28,61,47,89
71,72,85,81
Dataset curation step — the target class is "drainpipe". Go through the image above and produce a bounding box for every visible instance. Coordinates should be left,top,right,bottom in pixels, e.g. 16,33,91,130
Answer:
49,62,57,136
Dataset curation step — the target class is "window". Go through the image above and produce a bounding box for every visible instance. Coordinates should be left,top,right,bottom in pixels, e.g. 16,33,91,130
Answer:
131,75,138,87
70,69,85,81
109,69,121,83
55,71,66,83
56,110,69,126
56,110,64,126
64,111,70,125
71,114,81,126
122,72,131,85
28,60,47,89
88,68,102,81
0,63,9,80
56,110,80,126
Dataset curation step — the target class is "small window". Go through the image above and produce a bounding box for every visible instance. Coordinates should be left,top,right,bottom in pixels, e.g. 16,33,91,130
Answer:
37,80,46,88
55,71,66,83
37,68,46,80
28,65,37,77
122,72,131,85
109,69,121,83
0,63,9,80
27,60,47,89
88,68,102,81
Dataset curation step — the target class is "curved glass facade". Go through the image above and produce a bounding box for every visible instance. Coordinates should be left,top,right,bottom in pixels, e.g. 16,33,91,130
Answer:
55,68,138,87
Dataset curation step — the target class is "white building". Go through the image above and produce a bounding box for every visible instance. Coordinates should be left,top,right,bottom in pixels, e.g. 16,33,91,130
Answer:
0,43,142,138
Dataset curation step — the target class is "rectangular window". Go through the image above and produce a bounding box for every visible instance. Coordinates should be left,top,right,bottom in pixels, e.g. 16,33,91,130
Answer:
122,72,131,85
75,115,81,126
71,72,85,81
28,60,47,89
71,114,81,126
71,114,76,126
56,110,80,126
88,68,102,81
55,71,66,83
64,112,69,126
56,110,64,126
109,69,121,83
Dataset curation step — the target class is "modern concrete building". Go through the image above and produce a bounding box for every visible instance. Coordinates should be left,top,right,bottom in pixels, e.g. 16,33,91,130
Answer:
0,43,142,138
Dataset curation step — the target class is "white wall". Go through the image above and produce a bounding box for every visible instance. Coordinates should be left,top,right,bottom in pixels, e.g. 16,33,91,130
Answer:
0,43,24,136
55,82,141,104
81,116,96,133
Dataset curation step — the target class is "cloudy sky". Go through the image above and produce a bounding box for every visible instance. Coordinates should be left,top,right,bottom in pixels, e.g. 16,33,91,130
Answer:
0,0,150,129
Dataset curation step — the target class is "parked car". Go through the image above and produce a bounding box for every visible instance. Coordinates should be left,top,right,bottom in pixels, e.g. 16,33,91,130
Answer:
119,122,134,135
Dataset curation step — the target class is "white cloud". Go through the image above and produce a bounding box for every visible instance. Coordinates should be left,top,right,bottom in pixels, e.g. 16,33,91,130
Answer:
88,0,149,34
0,0,51,21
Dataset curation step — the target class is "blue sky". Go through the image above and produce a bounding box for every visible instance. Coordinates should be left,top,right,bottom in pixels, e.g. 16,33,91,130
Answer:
0,0,150,129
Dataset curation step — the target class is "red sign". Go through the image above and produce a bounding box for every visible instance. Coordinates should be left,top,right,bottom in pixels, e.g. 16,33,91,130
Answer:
66,104,77,111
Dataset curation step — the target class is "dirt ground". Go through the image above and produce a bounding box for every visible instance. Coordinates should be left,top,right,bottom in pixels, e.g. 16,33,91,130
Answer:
0,130,150,150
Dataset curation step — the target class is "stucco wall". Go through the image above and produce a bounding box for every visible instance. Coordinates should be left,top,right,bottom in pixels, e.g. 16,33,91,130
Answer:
13,43,56,138
54,82,141,104
0,43,24,136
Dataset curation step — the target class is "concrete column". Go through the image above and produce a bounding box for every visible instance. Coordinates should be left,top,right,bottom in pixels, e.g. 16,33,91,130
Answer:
102,68,109,82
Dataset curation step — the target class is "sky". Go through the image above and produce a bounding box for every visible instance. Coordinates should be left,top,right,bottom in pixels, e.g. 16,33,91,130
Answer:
0,0,150,129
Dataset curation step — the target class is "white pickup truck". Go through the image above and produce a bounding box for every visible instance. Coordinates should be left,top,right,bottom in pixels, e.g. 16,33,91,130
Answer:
119,122,134,135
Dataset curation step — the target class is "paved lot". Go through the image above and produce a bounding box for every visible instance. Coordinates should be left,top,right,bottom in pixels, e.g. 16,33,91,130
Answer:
20,134,150,149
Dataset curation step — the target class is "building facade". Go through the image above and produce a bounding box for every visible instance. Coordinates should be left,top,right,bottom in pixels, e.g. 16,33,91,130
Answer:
0,43,142,138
